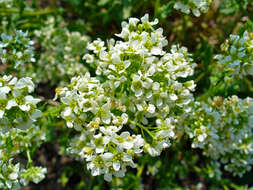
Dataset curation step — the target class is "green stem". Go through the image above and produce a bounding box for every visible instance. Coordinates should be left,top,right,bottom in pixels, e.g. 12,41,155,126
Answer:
244,78,253,92
42,104,64,117
154,0,160,18
194,72,206,83
129,120,154,138
0,8,56,16
136,164,145,178
26,144,32,167
51,0,57,12
197,80,223,101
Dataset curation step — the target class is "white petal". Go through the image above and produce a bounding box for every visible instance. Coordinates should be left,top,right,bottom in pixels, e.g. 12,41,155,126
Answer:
198,135,205,142
169,94,178,101
147,147,160,157
147,104,155,114
141,14,149,23
102,153,113,160
62,107,72,117
0,110,4,118
96,146,104,154
67,122,73,128
9,173,18,180
30,109,42,120
123,154,132,162
151,47,162,55
120,131,130,138
135,90,143,97
136,104,143,111
25,96,40,104
8,77,17,85
129,18,139,26
20,104,30,111
156,99,163,107
74,124,83,131
104,173,112,182
91,167,100,176
113,162,121,171
103,136,111,144
102,115,111,124
0,86,11,94
122,141,134,149
6,100,17,109
5,180,12,189
152,82,160,91
114,170,125,177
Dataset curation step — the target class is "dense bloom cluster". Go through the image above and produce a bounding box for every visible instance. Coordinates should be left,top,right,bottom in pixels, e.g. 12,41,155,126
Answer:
0,75,46,189
0,128,46,189
186,96,253,176
211,31,253,85
58,73,145,181
20,166,47,186
0,160,20,190
58,14,196,181
173,0,213,17
0,30,35,69
0,75,41,122
34,17,89,85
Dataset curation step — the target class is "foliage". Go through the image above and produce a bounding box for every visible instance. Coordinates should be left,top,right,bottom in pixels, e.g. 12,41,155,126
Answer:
0,0,253,189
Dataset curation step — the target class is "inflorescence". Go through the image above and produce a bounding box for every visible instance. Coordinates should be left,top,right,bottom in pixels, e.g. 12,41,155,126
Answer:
0,75,46,189
58,14,197,181
0,30,35,69
34,17,89,85
173,0,213,17
211,31,253,86
186,96,253,176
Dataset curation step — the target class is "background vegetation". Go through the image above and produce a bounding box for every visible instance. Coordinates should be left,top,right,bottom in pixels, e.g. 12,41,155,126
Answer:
0,0,253,189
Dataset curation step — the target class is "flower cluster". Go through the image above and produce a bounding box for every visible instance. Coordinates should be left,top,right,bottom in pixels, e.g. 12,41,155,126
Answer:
20,166,47,186
0,75,46,189
0,128,46,189
0,75,41,123
0,30,35,70
0,160,20,190
58,14,196,181
211,31,253,85
186,96,253,176
173,0,213,17
58,74,145,181
34,17,89,85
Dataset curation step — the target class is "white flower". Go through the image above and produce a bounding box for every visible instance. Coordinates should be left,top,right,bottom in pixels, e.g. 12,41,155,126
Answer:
97,103,112,124
174,0,212,16
147,104,156,114
131,74,144,97
14,77,34,93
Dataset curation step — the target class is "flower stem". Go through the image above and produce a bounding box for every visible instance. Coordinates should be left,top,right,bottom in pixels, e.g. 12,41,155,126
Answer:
137,164,145,178
194,72,206,83
0,8,56,16
26,144,32,167
42,104,64,117
129,120,154,138
197,80,223,101
154,0,160,18
244,78,253,92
